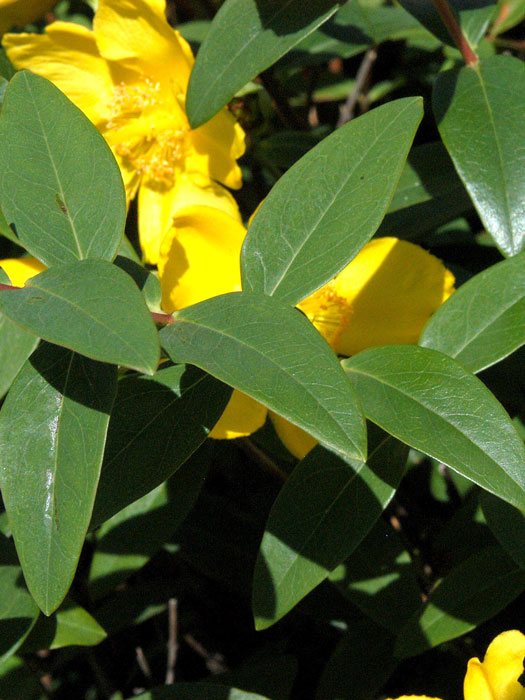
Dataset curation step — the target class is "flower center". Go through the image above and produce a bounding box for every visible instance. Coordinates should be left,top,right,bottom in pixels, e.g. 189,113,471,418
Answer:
298,281,352,351
105,78,189,185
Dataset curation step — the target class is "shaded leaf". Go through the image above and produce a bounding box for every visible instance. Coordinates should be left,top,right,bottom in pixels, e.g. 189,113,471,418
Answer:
21,599,106,651
160,292,367,462
0,259,160,375
395,545,525,657
0,71,125,267
253,427,406,629
0,343,116,614
90,365,228,527
420,253,525,372
132,685,271,700
343,345,525,509
186,0,339,127
434,55,525,256
241,98,423,306
481,491,525,567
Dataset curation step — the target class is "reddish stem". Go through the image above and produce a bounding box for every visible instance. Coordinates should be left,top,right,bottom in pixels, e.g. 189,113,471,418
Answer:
432,0,479,66
0,282,20,291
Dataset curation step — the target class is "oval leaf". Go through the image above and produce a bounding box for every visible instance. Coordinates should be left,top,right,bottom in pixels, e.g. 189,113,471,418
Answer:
0,71,126,266
241,97,423,306
343,345,525,509
394,545,525,658
21,600,106,651
0,343,117,614
186,0,339,128
0,259,160,375
253,427,406,629
0,315,38,399
480,491,525,568
433,55,525,256
160,292,367,462
420,253,525,372
90,364,230,528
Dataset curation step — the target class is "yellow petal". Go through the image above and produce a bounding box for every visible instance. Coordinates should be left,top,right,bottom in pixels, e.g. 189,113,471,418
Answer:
464,630,525,700
158,205,245,313
298,237,455,356
188,113,246,190
269,412,318,460
384,697,443,699
138,173,242,265
210,390,268,440
0,0,56,35
0,257,46,286
94,0,193,87
3,23,114,125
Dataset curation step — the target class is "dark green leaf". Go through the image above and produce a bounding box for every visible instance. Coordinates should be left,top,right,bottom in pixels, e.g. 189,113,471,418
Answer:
0,71,125,267
490,0,525,34
395,545,525,657
329,517,421,633
0,259,160,375
0,343,116,614
420,254,525,372
343,345,525,510
113,256,162,310
241,98,423,306
253,427,406,629
398,0,497,48
186,0,339,127
0,317,38,400
20,599,106,651
481,491,525,567
434,55,525,256
132,686,271,700
160,292,367,462
0,655,42,700
90,365,228,527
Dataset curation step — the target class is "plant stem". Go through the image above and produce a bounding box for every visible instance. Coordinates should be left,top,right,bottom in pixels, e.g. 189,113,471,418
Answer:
0,282,20,291
431,0,479,66
337,46,377,127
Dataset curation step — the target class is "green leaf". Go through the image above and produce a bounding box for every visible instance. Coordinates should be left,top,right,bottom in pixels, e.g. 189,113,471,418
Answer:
253,427,406,629
491,0,525,34
0,655,42,700
160,292,367,462
241,98,423,306
329,517,421,633
131,686,271,700
90,460,207,598
0,259,160,375
394,545,525,658
0,537,39,665
21,599,106,651
433,55,525,256
343,345,525,510
0,343,116,614
0,317,38,400
420,254,525,372
90,365,229,528
185,0,339,127
480,491,525,567
0,71,125,267
398,0,497,48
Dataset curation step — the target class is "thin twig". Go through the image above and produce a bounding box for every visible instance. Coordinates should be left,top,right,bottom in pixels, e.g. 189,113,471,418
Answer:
337,46,377,127
238,437,288,483
431,0,479,65
165,598,179,684
135,647,152,679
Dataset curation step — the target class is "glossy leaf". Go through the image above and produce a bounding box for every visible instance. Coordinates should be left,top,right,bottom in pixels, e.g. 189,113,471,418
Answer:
186,0,339,127
434,55,525,256
480,491,525,567
343,345,525,509
398,0,497,48
160,292,367,462
253,427,406,629
420,253,525,372
241,98,423,306
90,365,229,527
0,259,160,375
21,599,106,651
132,685,271,700
0,71,126,267
0,538,39,665
0,343,116,614
395,545,525,657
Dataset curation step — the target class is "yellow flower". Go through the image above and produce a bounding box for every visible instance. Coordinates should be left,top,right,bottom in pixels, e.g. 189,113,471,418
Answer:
0,0,55,35
158,206,455,450
386,630,525,700
0,256,46,285
3,0,245,264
